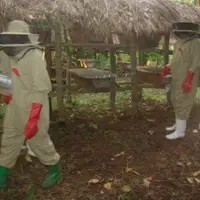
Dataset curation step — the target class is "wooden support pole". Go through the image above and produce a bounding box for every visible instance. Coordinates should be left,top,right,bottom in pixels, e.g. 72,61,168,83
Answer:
63,28,72,103
138,51,146,66
54,25,65,122
66,51,72,103
163,34,170,65
110,50,116,115
130,33,138,115
44,30,53,119
108,37,116,115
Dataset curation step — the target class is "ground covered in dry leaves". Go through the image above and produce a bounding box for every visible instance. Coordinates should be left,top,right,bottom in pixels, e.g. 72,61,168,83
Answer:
1,96,200,200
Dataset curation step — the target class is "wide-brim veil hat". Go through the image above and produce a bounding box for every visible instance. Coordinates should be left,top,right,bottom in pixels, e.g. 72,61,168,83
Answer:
172,22,200,34
0,20,39,47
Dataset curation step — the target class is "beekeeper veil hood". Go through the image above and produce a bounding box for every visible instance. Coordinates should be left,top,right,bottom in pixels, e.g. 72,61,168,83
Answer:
172,22,199,39
0,20,39,47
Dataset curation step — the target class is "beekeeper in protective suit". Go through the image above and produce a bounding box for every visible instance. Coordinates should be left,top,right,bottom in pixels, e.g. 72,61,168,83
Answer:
160,22,200,140
0,50,36,157
0,20,62,189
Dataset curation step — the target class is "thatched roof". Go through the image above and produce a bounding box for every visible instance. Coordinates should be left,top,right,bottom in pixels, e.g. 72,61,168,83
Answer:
83,0,180,37
0,0,200,39
174,2,200,23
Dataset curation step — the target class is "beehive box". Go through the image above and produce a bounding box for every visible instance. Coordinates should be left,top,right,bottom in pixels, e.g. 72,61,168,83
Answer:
67,68,117,90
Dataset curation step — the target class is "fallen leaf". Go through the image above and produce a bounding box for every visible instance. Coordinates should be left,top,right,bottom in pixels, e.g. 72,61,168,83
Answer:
100,190,104,194
88,179,100,184
90,124,98,129
143,177,152,189
113,178,121,185
187,177,194,184
193,129,198,133
143,179,151,189
193,171,200,177
121,184,132,192
108,177,113,181
114,151,125,157
194,177,200,184
148,130,154,135
77,171,82,175
177,161,184,167
104,182,112,190
147,119,155,122
25,154,32,163
125,168,140,176
146,177,153,181
127,156,132,160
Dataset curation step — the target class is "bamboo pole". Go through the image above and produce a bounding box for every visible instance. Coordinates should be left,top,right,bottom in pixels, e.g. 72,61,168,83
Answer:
54,25,65,121
130,32,138,115
163,34,170,65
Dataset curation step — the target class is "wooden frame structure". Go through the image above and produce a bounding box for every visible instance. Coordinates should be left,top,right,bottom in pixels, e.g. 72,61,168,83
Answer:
43,30,171,120
1,0,200,121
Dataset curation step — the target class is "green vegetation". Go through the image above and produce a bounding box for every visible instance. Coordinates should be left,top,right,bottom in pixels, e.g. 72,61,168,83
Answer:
173,0,198,5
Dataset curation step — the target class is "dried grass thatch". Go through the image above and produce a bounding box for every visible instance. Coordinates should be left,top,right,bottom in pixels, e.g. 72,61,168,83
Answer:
83,0,180,37
174,2,200,23
0,0,200,39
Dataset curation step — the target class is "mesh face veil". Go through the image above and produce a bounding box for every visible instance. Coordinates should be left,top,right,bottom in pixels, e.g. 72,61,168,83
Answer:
0,34,30,45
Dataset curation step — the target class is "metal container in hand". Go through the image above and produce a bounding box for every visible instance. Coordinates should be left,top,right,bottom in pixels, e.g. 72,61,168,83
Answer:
0,74,12,89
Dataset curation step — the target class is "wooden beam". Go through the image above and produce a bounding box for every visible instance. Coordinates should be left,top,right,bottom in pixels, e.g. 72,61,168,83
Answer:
163,34,170,65
130,32,138,115
63,28,72,103
43,42,134,49
44,30,53,119
41,43,174,55
138,51,146,66
66,52,72,103
109,37,116,114
54,25,65,121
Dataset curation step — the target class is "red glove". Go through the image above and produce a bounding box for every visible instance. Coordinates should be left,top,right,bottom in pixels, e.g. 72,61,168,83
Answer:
182,71,194,93
24,103,42,140
3,95,12,104
159,64,171,84
160,64,171,77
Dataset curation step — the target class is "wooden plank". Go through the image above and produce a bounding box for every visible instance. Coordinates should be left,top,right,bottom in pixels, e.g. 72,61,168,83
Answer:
43,42,134,49
67,68,117,79
40,43,174,54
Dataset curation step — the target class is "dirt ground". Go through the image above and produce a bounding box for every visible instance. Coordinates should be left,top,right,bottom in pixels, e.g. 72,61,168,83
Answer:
1,100,200,200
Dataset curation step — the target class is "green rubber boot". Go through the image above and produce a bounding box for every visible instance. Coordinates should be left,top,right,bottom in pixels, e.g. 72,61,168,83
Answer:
0,166,9,189
42,164,62,189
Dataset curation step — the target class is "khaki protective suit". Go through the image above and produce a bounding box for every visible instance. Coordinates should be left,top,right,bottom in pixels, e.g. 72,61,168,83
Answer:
0,51,36,157
0,51,11,76
0,47,60,168
170,37,200,120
